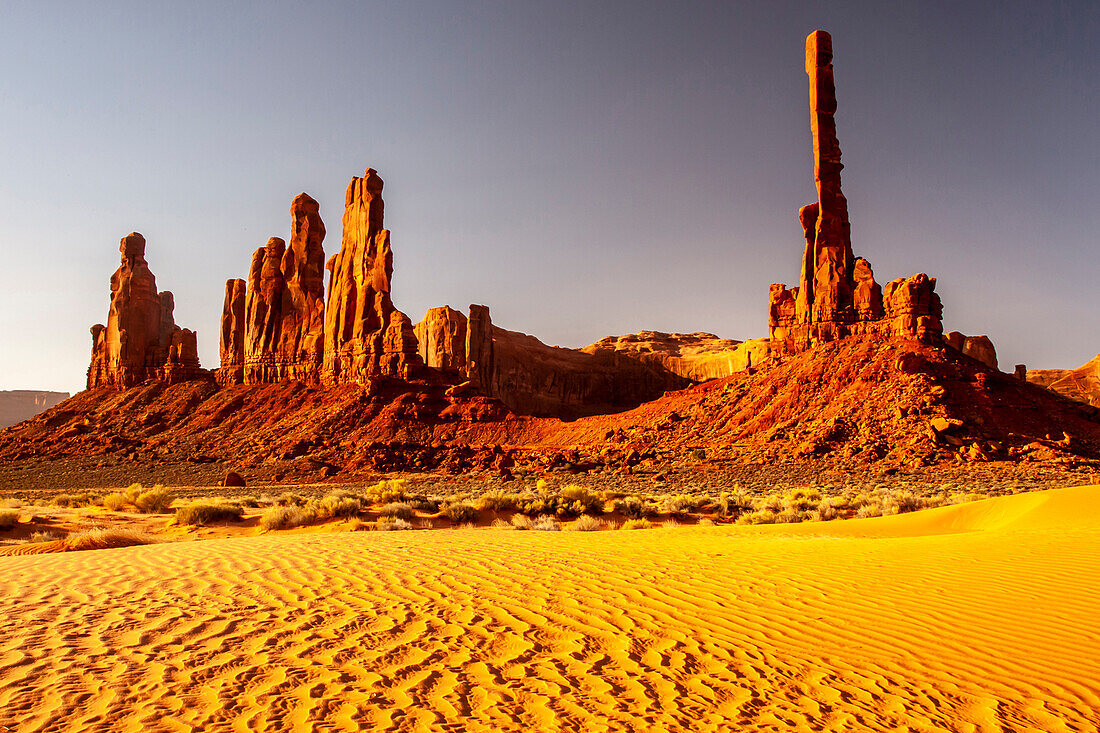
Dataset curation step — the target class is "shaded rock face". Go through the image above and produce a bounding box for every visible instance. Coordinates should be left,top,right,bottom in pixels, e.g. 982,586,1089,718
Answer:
88,233,206,389
769,31,943,355
324,169,422,384
218,194,328,385
945,332,998,370
414,308,768,418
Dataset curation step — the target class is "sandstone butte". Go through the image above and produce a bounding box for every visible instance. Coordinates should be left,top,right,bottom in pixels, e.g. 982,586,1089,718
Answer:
86,232,207,389
6,29,1100,479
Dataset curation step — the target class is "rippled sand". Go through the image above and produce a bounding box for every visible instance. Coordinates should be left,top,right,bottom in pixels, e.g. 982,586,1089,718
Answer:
2,485,1098,731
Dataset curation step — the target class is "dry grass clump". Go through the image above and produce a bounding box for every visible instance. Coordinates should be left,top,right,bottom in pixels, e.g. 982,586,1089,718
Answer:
0,509,19,530
533,515,561,531
29,530,59,543
378,502,415,520
261,505,315,530
476,491,523,512
175,500,245,526
567,514,605,531
621,518,656,530
64,527,158,551
613,496,657,519
490,518,512,529
276,492,308,507
364,478,410,504
737,509,778,525
661,494,709,516
519,484,604,517
662,519,680,529
102,484,174,513
441,501,479,523
51,492,103,508
375,517,413,531
314,495,361,520
510,514,534,530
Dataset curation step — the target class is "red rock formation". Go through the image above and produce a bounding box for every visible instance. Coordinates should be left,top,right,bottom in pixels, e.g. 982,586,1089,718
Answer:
769,31,943,355
277,193,327,382
87,233,206,389
217,194,327,385
218,279,246,385
944,331,998,370
1029,355,1100,407
415,306,469,374
466,304,495,392
244,237,287,383
324,169,422,384
583,332,769,382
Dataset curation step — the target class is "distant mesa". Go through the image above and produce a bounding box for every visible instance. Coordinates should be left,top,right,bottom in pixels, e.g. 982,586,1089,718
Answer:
87,232,208,389
1028,354,1100,408
0,391,69,429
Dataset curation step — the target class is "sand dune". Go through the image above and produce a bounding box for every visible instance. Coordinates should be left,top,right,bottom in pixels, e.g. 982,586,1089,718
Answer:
1,486,1098,732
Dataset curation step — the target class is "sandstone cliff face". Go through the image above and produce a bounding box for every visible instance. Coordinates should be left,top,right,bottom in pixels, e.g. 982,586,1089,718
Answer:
323,169,422,384
769,31,943,355
1029,355,1100,408
944,332,998,370
582,333,769,382
218,194,328,385
413,307,774,418
87,233,205,389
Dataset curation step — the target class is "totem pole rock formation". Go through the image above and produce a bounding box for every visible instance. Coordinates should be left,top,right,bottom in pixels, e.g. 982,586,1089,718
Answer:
769,30,943,355
217,193,327,385
323,169,422,384
87,233,205,388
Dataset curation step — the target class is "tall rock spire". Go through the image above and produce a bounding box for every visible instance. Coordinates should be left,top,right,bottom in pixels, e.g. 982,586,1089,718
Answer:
769,30,942,354
322,168,422,384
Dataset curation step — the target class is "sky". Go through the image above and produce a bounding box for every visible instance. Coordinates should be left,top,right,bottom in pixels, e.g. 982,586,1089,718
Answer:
1,0,1097,396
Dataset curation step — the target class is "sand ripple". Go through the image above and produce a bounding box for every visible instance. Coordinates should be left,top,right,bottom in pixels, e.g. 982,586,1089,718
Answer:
2,485,1099,731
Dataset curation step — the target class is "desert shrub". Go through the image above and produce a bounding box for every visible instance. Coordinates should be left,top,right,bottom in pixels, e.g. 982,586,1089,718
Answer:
276,492,307,507
613,496,654,519
375,517,413,531
490,518,511,529
0,509,19,530
785,487,822,512
28,530,59,543
662,519,679,529
175,500,245,526
754,494,783,513
476,491,523,512
557,485,602,516
813,503,839,522
736,509,777,525
102,492,130,511
568,514,604,531
364,478,409,504
621,518,655,530
53,492,103,508
315,495,361,520
133,486,174,514
856,504,882,519
698,517,715,527
411,497,442,514
235,496,261,508
776,507,806,524
260,505,316,530
441,501,479,523
378,502,415,520
661,494,708,516
533,515,561,531
510,514,534,530
884,490,926,514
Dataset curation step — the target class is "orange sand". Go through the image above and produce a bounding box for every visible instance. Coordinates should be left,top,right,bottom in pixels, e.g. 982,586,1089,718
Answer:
1,485,1098,731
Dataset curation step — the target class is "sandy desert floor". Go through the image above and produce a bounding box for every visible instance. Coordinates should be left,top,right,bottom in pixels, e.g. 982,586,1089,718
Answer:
1,485,1098,732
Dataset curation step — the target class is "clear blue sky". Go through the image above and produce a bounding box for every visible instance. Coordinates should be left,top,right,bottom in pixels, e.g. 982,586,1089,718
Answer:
1,1,1097,395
